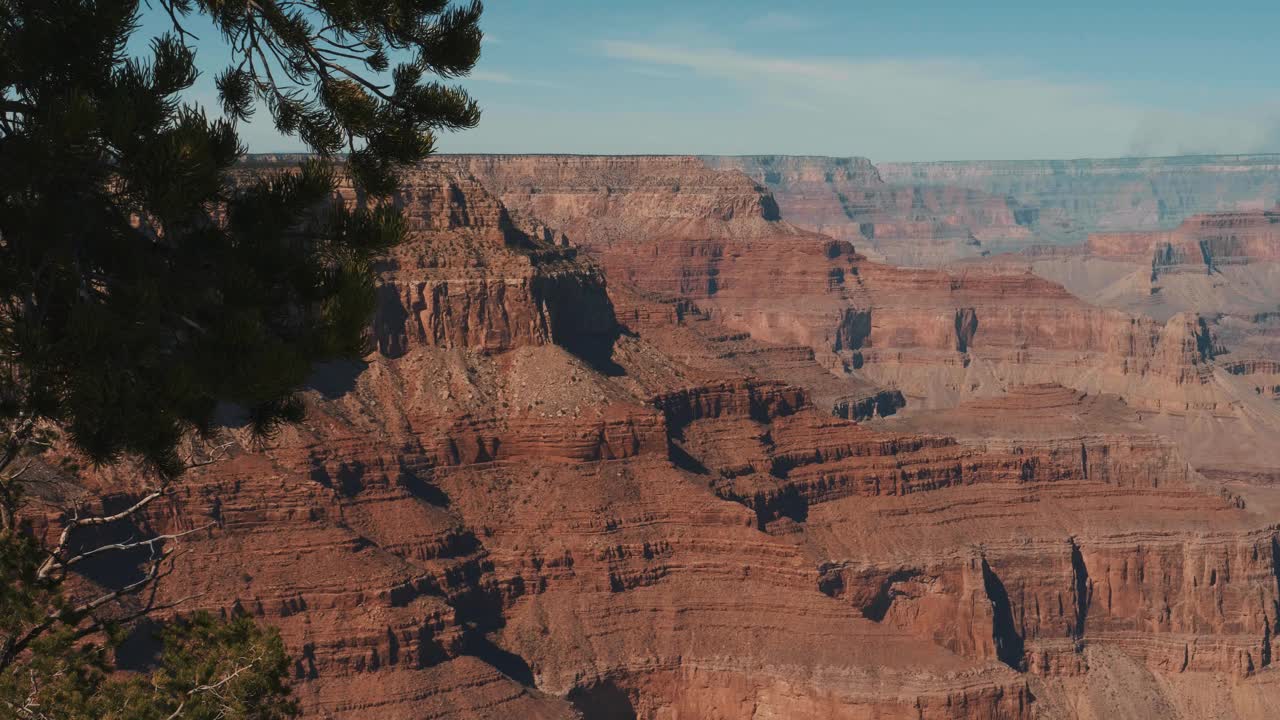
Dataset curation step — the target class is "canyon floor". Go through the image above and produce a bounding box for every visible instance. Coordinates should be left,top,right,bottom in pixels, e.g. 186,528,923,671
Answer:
68,153,1280,719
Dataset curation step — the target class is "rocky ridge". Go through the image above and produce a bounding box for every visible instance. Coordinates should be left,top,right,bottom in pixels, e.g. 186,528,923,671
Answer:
878,154,1280,233
972,205,1280,476
704,154,1035,266
708,154,1280,267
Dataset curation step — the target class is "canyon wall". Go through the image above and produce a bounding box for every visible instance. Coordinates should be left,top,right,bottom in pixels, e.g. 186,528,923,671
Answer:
705,155,1033,266
879,154,1280,232
1088,208,1280,271
987,205,1280,476
457,156,1232,412
455,156,1280,484
714,154,1280,267
49,154,1280,720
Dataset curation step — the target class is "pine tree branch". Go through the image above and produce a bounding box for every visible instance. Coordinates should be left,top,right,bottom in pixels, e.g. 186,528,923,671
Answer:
0,416,37,476
0,99,33,115
163,650,267,720
153,0,200,42
1,543,174,670
315,33,375,53
0,417,38,532
36,441,231,580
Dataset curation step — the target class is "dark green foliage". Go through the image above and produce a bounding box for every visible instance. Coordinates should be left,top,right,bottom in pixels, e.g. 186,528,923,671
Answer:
0,0,482,716
105,612,298,720
1,532,297,719
196,0,484,193
0,0,481,476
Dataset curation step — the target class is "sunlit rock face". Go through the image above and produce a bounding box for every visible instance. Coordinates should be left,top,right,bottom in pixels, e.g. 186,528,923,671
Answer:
77,154,1280,720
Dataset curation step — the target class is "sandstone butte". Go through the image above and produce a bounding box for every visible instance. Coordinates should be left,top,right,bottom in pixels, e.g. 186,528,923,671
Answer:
37,154,1280,719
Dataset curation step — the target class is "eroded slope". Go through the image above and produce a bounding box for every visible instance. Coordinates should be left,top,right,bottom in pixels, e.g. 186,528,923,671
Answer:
51,155,1280,720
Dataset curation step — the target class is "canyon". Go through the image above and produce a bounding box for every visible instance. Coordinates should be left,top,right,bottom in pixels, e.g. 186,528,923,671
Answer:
709,154,1280,267
877,155,1280,234
55,154,1280,719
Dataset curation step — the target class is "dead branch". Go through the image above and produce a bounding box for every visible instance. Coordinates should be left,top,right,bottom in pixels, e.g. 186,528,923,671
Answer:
49,522,214,578
1,542,173,669
37,440,231,579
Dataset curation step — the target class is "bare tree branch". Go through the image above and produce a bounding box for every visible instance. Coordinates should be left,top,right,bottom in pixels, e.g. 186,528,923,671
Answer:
55,522,214,576
2,543,174,669
0,99,34,115
0,416,37,477
1,435,232,672
36,440,230,580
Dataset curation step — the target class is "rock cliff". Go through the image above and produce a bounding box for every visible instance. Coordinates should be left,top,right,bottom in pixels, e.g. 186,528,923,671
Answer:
705,155,1034,266
457,154,1280,472
1088,208,1280,272
714,154,1280,267
878,154,1280,233
470,159,1212,404
50,154,1280,720
972,205,1280,478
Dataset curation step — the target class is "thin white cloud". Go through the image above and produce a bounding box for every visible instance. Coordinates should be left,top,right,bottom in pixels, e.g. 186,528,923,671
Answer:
469,70,517,84
465,70,568,91
619,64,685,80
601,41,850,85
595,40,1280,160
743,12,816,32
599,41,1109,100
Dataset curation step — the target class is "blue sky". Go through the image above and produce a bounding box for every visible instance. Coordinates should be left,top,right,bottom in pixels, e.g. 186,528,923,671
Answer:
138,1,1280,161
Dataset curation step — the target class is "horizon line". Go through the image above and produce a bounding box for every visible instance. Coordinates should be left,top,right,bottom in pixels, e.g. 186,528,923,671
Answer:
238,151,1280,165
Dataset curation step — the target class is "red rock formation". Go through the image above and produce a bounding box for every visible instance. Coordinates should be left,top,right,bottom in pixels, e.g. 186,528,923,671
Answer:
1089,208,1280,273
705,155,1034,266
975,206,1280,477
450,154,782,241
877,155,1280,233
701,154,1280,268
46,155,1280,720
453,155,1227,406
810,388,1276,686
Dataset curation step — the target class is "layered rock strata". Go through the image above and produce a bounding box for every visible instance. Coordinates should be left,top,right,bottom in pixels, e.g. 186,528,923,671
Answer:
458,155,1229,411
1088,208,1280,274
704,155,1034,266
708,154,1280,267
878,155,1280,233
44,154,1280,720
